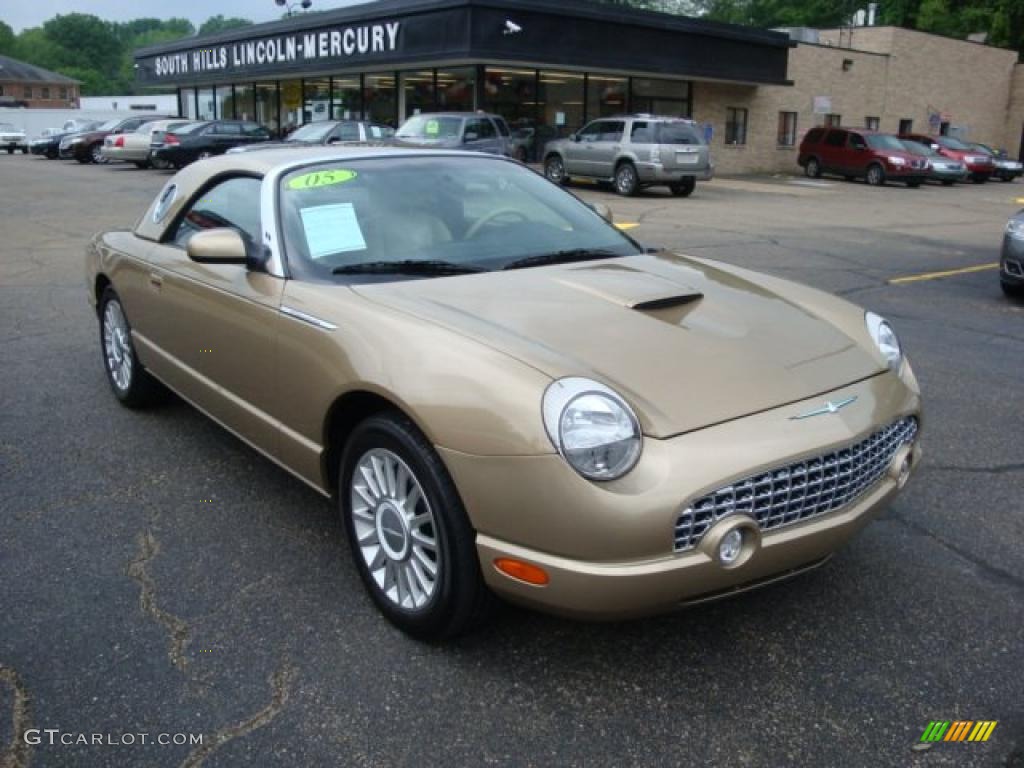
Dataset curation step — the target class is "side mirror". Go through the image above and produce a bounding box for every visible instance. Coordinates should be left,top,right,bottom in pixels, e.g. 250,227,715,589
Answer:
589,202,614,224
187,228,248,265
464,131,479,142
570,133,580,142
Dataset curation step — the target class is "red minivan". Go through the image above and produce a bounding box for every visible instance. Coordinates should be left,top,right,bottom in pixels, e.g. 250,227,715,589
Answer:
799,127,928,187
900,133,994,183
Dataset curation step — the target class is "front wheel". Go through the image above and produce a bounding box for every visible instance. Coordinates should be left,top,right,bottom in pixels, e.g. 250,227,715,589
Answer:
670,178,696,197
866,164,886,186
805,157,822,178
1002,280,1024,299
544,155,568,185
341,413,493,640
614,162,639,196
90,144,107,164
98,288,165,408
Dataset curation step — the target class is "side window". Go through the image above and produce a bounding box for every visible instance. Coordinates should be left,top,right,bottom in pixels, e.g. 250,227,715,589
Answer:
804,128,824,145
463,118,483,141
242,122,266,137
848,133,867,150
578,121,604,142
216,123,243,136
600,121,625,142
630,121,653,143
824,130,846,148
335,123,360,141
494,117,511,137
478,118,497,139
170,177,263,250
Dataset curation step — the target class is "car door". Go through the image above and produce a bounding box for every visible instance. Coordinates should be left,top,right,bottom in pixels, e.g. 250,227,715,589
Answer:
589,120,625,178
564,120,605,176
143,175,286,455
208,122,244,153
820,129,847,174
846,131,869,175
462,117,499,155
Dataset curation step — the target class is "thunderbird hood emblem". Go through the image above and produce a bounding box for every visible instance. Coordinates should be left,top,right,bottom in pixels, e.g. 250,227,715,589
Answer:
790,396,858,420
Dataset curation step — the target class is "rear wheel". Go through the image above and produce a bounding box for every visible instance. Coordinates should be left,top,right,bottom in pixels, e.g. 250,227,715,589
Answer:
90,143,107,164
941,180,955,186
614,162,639,196
670,178,696,197
514,146,527,163
805,157,822,178
544,155,568,185
866,164,886,186
98,288,166,408
133,160,150,169
341,412,494,640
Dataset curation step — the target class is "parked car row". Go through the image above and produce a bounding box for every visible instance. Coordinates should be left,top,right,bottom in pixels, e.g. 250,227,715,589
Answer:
799,126,1021,187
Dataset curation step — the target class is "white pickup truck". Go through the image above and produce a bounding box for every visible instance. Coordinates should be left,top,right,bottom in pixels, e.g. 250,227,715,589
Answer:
0,123,28,154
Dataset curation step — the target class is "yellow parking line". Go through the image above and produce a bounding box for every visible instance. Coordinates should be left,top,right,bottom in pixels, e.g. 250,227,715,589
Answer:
1016,197,1024,204
888,263,999,284
615,222,640,231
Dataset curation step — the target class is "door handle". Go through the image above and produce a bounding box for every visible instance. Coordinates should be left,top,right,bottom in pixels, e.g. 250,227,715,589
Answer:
149,272,163,289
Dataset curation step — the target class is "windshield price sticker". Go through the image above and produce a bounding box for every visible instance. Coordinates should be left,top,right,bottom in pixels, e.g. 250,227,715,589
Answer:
425,120,440,136
288,169,358,190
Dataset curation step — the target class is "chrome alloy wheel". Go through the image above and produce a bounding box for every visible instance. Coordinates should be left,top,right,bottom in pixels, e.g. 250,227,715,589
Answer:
350,448,439,611
102,300,133,392
91,144,107,164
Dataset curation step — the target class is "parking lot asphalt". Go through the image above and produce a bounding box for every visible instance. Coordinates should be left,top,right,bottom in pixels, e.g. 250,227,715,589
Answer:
1,154,1023,768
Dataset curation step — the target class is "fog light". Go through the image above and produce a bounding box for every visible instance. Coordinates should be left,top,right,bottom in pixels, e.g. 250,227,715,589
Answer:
719,529,744,565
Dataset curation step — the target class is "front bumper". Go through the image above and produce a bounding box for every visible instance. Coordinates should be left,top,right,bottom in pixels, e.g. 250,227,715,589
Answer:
994,162,1023,180
443,371,921,619
1002,233,1024,285
928,166,968,182
636,161,714,184
1,139,26,150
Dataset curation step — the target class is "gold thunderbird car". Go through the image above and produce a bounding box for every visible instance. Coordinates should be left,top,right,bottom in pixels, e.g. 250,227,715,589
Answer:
86,147,922,639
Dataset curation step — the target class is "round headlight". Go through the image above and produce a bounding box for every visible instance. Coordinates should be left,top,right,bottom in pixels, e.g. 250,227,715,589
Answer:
542,377,642,481
865,311,902,370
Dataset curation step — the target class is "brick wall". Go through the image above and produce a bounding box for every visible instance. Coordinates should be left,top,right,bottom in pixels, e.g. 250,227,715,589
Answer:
0,81,80,109
1006,64,1024,160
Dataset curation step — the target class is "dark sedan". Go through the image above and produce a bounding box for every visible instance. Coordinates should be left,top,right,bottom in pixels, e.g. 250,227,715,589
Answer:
227,119,394,153
152,120,271,168
63,115,177,164
33,124,102,159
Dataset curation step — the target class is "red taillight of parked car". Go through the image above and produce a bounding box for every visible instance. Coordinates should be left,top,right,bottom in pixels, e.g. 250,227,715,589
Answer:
114,136,125,148
164,134,180,146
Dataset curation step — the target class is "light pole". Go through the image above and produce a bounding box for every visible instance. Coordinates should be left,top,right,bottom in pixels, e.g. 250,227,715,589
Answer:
276,0,312,17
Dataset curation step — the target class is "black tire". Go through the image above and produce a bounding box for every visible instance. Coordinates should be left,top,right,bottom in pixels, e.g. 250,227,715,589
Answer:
843,175,855,182
21,147,28,154
1002,281,1024,299
544,154,568,185
805,157,822,178
514,146,527,163
89,143,107,164
133,160,150,169
971,175,988,184
906,180,922,188
614,162,639,196
151,156,171,170
340,412,494,640
670,177,696,197
98,287,166,408
941,180,955,186
866,163,886,186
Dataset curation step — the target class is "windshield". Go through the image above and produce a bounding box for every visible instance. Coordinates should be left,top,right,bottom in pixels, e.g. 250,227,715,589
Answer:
174,122,208,135
865,134,906,151
288,122,337,142
280,157,641,282
396,115,463,140
936,136,969,150
656,122,702,145
900,141,936,157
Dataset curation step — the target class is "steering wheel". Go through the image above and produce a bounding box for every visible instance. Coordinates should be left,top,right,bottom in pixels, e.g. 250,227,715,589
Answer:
465,208,529,239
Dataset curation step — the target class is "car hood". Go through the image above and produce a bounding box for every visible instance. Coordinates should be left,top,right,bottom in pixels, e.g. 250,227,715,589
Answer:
352,252,885,438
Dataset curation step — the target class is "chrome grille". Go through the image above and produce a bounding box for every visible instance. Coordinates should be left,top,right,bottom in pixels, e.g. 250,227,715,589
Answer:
674,417,918,553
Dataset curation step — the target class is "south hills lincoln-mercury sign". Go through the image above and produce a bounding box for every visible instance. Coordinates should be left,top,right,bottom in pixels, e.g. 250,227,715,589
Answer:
150,22,402,79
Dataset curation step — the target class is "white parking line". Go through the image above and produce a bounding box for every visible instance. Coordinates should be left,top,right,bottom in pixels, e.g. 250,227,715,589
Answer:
788,180,836,188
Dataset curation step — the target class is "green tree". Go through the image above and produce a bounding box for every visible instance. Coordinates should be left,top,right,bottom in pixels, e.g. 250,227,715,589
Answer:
0,21,16,56
199,16,253,35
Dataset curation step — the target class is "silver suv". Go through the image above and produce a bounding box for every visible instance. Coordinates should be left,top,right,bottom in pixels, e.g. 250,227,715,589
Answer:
543,115,713,197
393,112,512,157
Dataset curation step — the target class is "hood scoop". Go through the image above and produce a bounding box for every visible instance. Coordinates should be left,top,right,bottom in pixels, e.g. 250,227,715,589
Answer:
556,262,705,310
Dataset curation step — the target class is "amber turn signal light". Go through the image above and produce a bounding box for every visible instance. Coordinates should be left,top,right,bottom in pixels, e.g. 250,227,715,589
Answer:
494,558,549,586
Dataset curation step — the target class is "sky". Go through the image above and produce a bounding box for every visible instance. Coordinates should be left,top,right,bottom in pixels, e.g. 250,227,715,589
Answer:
3,0,368,32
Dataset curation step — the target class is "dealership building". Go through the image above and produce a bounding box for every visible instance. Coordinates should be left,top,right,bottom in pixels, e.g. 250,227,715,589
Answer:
133,0,1024,173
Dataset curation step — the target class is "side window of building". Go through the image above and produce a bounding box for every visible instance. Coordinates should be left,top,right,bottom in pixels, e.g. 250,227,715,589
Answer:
170,177,263,250
865,116,880,130
824,130,846,148
23,87,33,99
899,119,913,134
725,107,748,145
600,120,625,142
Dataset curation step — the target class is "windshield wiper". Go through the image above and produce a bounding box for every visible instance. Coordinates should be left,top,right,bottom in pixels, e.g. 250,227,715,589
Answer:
332,260,486,276
502,248,623,271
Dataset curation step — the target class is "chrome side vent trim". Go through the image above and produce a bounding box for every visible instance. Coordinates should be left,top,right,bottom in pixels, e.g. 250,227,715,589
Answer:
280,306,337,331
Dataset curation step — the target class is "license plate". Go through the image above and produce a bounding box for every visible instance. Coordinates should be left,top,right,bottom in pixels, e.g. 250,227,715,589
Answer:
675,152,699,165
